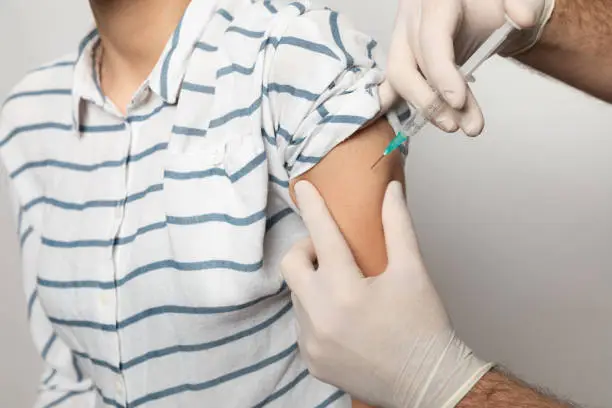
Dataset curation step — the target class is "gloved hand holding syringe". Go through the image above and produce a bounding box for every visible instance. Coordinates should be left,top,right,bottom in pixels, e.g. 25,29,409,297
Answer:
372,18,520,169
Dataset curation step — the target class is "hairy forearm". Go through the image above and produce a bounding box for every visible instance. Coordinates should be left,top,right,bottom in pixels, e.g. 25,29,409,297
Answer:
457,369,577,408
516,0,612,102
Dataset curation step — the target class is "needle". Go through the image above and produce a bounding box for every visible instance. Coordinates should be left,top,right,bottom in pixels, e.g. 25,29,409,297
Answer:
371,19,519,169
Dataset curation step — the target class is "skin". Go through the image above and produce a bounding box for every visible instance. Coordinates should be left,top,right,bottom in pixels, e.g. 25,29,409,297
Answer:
517,0,612,103
291,118,404,408
90,0,191,112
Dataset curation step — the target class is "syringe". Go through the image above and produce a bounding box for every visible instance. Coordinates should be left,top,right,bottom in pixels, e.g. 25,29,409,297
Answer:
371,19,519,169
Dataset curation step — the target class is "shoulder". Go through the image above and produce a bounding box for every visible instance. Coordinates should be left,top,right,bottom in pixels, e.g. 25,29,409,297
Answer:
0,53,76,183
2,53,76,127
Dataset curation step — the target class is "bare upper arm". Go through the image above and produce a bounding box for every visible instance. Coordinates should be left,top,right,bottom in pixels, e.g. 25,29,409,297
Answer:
289,118,404,276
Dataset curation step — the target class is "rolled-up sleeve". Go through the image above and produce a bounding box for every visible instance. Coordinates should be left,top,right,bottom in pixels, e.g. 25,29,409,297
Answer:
265,7,409,179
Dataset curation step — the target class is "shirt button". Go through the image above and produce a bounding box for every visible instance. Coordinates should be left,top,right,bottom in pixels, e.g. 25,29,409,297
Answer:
116,379,124,395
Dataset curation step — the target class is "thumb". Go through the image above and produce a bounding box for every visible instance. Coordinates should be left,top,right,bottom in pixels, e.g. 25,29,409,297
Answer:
504,0,546,28
378,79,400,114
280,238,317,300
381,181,422,269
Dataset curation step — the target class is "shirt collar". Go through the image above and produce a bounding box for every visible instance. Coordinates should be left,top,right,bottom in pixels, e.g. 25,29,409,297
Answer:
71,28,104,131
148,0,219,104
71,0,220,130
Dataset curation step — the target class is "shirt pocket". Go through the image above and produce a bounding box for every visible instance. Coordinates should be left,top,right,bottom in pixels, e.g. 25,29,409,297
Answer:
162,132,273,306
162,131,269,264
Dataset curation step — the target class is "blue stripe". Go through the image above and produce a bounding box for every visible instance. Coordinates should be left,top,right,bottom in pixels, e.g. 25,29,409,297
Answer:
265,83,319,101
366,39,377,59
73,350,120,373
38,258,264,289
160,18,184,100
78,28,99,57
42,369,57,385
79,123,126,133
269,175,289,188
266,208,294,231
263,0,278,13
24,183,163,212
276,127,292,143
317,104,329,118
32,60,75,73
127,103,170,123
182,82,215,94
329,12,353,67
41,333,57,359
226,26,266,39
315,390,346,408
128,341,298,407
172,125,207,136
27,290,37,319
209,97,262,128
20,226,34,247
42,388,94,408
320,115,369,125
3,89,71,105
195,41,218,52
95,388,123,408
262,128,276,146
41,220,166,249
0,122,72,149
49,316,116,331
271,37,339,60
217,8,234,21
72,353,83,382
251,369,309,408
296,154,320,164
230,151,266,182
217,63,255,77
11,142,167,179
165,151,266,182
289,1,307,14
166,210,265,226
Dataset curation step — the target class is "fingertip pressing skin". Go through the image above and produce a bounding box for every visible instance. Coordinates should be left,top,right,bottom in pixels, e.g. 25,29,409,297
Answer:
504,0,542,28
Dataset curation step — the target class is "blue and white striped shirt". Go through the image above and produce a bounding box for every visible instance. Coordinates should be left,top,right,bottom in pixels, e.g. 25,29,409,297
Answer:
1,0,407,406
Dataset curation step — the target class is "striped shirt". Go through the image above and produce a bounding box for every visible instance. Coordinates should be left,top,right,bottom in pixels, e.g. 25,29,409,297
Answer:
0,0,408,406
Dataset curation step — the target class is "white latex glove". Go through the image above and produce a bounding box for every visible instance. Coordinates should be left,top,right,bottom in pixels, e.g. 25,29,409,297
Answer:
281,181,492,408
379,0,555,135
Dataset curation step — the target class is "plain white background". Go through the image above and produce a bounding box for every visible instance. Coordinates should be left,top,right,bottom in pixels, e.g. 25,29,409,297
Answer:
1,1,611,407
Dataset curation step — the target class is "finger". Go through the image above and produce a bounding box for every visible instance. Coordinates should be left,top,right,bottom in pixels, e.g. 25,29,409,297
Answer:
386,22,458,132
294,181,357,270
378,79,400,114
456,86,485,137
504,0,544,28
381,181,421,269
419,0,467,110
281,238,316,299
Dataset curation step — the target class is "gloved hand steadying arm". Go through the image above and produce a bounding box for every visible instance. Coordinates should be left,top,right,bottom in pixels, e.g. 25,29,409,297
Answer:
281,181,492,408
379,0,555,136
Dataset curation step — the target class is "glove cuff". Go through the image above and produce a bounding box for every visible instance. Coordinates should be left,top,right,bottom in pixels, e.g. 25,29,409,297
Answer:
392,331,494,408
502,0,556,57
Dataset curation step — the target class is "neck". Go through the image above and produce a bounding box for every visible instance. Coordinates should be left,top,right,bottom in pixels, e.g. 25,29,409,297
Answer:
90,0,191,88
